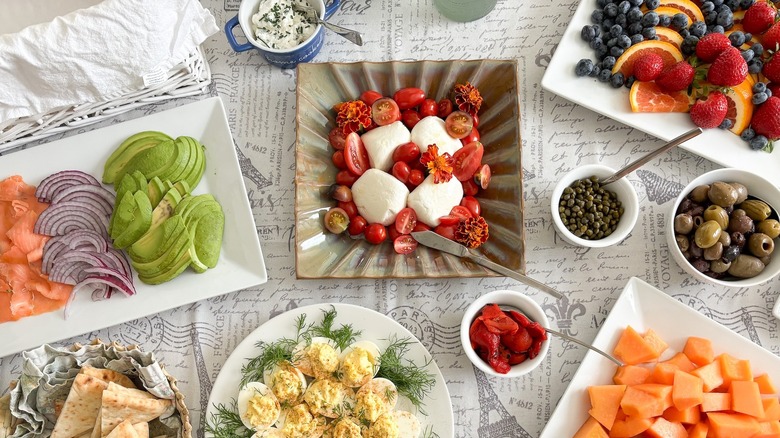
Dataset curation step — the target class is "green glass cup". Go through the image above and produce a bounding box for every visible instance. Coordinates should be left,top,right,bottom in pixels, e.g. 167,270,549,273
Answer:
434,0,498,22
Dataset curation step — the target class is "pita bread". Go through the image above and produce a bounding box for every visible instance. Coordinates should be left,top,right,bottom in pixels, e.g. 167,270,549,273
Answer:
106,382,156,400
90,411,102,438
131,423,148,438
104,421,139,438
79,366,136,389
100,391,171,438
51,374,108,438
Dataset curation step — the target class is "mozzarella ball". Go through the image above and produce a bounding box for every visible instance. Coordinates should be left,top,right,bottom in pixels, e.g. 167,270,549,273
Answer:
360,121,411,172
407,175,464,227
410,116,462,156
351,169,410,226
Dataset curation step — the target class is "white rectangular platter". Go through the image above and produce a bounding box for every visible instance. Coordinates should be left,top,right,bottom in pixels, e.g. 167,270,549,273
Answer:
0,97,267,357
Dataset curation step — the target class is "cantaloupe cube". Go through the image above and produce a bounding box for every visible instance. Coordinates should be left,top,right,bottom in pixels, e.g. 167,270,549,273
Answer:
719,353,753,387
663,405,700,424
672,370,703,411
613,326,660,365
758,420,780,435
683,337,714,367
608,416,653,438
755,374,778,395
574,416,609,438
687,421,708,438
633,384,673,411
650,363,680,385
761,398,780,422
702,392,731,412
588,385,627,430
621,386,666,418
645,417,687,438
731,380,765,418
691,361,724,392
707,412,761,438
662,352,696,373
643,329,669,358
613,365,651,386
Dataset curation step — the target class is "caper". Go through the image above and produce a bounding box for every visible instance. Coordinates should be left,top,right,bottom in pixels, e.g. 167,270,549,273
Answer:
694,220,722,248
748,233,775,257
710,259,731,273
703,205,729,230
704,242,723,261
727,254,766,278
674,214,694,234
757,219,780,239
740,199,772,221
729,182,749,204
708,181,738,207
727,209,754,234
689,184,710,203
676,234,690,252
718,231,731,247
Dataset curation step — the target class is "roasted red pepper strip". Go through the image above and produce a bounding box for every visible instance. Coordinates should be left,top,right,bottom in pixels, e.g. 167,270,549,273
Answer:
480,304,519,336
501,327,532,353
507,309,532,328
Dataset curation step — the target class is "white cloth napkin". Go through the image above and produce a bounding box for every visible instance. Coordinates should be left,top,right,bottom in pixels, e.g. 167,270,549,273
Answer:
0,0,219,123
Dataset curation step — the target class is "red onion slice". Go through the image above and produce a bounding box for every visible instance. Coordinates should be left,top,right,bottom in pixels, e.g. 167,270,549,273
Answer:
36,170,100,202
83,267,135,296
51,185,115,216
34,201,109,236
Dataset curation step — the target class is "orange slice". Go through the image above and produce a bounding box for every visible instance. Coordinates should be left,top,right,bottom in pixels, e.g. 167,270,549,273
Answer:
612,40,684,77
629,81,691,113
656,0,705,24
655,27,684,50
724,79,755,135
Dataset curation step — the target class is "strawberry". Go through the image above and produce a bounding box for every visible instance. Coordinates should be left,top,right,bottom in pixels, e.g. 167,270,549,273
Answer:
633,54,665,82
656,61,695,92
764,55,780,83
696,33,732,63
769,82,780,97
689,91,728,129
762,21,780,53
743,2,777,35
708,47,748,87
752,96,780,139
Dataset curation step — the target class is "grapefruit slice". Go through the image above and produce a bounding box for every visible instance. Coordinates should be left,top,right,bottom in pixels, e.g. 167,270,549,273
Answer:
724,79,755,135
655,27,684,50
613,40,684,77
629,81,691,113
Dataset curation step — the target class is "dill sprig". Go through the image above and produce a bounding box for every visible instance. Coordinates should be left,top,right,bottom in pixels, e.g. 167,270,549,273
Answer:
240,314,308,386
375,336,437,414
422,424,441,438
205,401,253,438
307,306,362,350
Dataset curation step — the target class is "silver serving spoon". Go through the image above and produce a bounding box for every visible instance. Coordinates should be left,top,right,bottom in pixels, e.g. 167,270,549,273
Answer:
296,4,364,46
599,127,703,185
500,305,623,366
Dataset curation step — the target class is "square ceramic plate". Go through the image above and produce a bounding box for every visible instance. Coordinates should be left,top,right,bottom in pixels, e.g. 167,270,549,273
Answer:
295,59,525,278
539,276,780,437
0,97,267,357
542,0,780,188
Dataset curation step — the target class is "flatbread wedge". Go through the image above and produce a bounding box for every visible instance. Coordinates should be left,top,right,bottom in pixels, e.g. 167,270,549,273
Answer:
106,382,156,400
51,374,108,438
80,366,136,389
104,420,139,438
100,391,171,438
131,423,149,438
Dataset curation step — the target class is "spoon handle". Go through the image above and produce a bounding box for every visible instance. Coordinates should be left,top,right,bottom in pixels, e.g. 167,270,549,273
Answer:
321,22,364,46
544,326,623,366
600,127,703,185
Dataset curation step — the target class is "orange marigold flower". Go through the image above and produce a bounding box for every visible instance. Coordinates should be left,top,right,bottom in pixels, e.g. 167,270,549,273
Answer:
336,100,373,135
454,82,483,116
420,144,453,183
455,216,489,249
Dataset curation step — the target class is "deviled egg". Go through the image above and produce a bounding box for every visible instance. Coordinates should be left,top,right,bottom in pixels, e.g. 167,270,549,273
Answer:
322,417,364,438
252,428,285,438
292,337,341,379
365,411,421,438
338,340,381,387
303,378,355,418
237,382,281,431
279,402,327,438
353,377,398,424
263,360,307,405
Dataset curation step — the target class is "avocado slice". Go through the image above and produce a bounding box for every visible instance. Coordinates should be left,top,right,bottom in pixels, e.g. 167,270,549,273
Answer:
114,174,141,209
147,176,166,207
137,244,193,285
103,132,172,184
173,180,191,197
190,209,224,269
165,137,195,184
175,194,215,220
128,215,186,263
115,139,177,183
131,170,148,193
155,138,190,183
131,222,191,274
148,188,183,230
109,191,153,249
181,138,206,190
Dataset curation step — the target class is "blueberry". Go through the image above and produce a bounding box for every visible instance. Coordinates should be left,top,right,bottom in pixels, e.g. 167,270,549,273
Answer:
592,9,605,23
610,24,624,37
610,46,625,57
576,59,595,77
590,65,602,77
679,28,691,38
767,88,772,98
590,37,604,50
582,25,596,42
744,33,752,41
628,22,644,35
615,14,628,27
597,0,609,7
752,43,764,56
741,49,754,62
704,10,718,24
740,127,756,141
596,45,610,59
624,76,636,88
725,0,740,10
752,92,769,105
670,13,688,30
618,34,632,48
682,36,700,56
605,3,618,17
629,0,643,5
690,21,707,37
645,0,660,9
603,18,615,29
599,69,612,82
717,4,731,13
602,55,617,70
708,25,725,34
701,1,716,13
630,34,644,45
659,15,672,27
641,12,660,27
712,0,724,6
729,31,745,47
750,135,769,150
642,27,657,39
719,119,733,129
741,0,755,7
607,37,618,47
716,10,733,28
748,58,763,74
618,0,631,14
610,72,625,88
753,81,767,94
627,7,643,23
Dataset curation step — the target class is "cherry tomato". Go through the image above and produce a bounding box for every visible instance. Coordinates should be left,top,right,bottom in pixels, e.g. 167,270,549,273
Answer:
445,111,474,139
450,206,472,221
474,164,492,189
324,207,350,234
331,150,347,170
410,159,427,173
328,127,346,150
336,170,358,187
338,201,358,219
438,99,454,118
461,127,480,146
401,109,422,129
392,161,411,183
365,223,387,244
412,222,431,232
348,215,367,236
359,90,383,106
388,225,401,241
344,132,370,176
393,235,419,254
372,98,401,126
460,196,481,217
451,141,484,182
393,87,426,110
438,215,460,226
395,207,418,234
328,184,352,202
392,142,421,163
472,113,479,128
408,169,425,186
434,223,457,240
419,99,438,118
462,179,479,196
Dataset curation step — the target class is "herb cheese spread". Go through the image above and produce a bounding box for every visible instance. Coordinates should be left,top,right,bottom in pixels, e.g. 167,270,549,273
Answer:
251,0,317,49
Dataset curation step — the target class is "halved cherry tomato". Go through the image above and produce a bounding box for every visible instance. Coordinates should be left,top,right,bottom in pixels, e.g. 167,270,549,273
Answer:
434,223,457,240
462,179,479,196
460,196,481,217
331,150,347,170
450,205,472,221
344,132,370,176
393,235,418,254
395,207,417,234
393,142,421,163
445,111,474,139
474,164,492,189
401,109,422,129
408,169,425,186
461,127,480,146
336,170,358,187
392,161,411,183
438,215,460,226
412,222,431,232
329,127,347,150
365,223,387,244
438,99,454,118
324,207,350,234
419,99,438,118
393,87,426,110
451,141,484,181
348,215,367,236
359,90,383,106
372,98,401,126
338,201,358,219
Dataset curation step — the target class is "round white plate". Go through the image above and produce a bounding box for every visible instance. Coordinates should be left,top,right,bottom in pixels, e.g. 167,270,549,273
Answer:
205,303,454,436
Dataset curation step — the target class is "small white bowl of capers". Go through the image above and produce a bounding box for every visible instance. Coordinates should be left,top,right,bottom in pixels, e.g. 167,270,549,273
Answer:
667,168,780,287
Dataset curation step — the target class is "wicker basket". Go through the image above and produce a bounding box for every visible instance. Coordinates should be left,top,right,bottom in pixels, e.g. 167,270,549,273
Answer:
0,46,211,154
0,339,191,438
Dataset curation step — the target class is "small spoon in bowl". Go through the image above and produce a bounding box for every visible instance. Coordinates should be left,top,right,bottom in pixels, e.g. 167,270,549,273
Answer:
599,127,703,185
500,305,623,366
295,3,364,46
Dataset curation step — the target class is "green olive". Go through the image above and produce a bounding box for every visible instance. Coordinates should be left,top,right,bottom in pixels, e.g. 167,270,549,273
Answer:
689,184,710,203
694,220,722,249
676,234,690,252
757,219,780,239
703,205,729,230
729,182,749,204
740,199,772,221
718,231,731,247
704,242,723,261
748,233,775,257
727,254,766,278
710,259,731,274
708,181,738,207
674,214,694,234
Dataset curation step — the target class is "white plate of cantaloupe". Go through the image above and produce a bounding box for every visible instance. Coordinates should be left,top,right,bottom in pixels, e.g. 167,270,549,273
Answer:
540,277,780,438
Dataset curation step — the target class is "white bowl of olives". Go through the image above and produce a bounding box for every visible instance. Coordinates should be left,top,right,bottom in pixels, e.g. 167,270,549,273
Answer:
667,168,780,287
